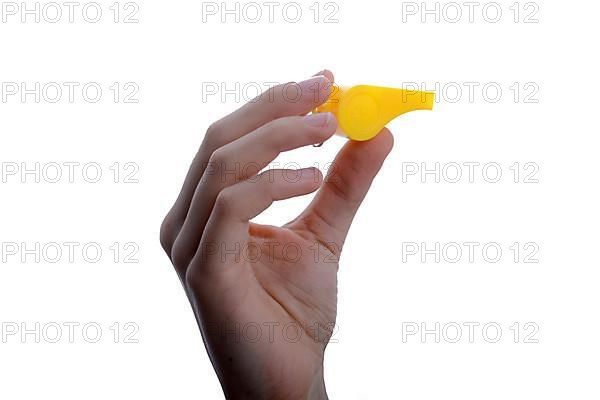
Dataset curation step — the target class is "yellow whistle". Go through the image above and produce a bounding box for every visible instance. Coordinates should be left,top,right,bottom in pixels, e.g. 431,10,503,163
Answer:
313,85,435,141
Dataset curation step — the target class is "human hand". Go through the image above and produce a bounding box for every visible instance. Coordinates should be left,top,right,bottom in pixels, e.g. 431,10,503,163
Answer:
160,70,394,399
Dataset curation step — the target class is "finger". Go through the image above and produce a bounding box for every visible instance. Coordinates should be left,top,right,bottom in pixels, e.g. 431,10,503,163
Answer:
203,74,335,154
188,168,323,277
315,69,334,82
300,70,335,116
170,113,337,271
161,72,334,256
215,168,323,223
295,129,394,252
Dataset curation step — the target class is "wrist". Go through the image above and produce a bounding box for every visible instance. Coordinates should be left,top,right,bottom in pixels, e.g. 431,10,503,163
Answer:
306,365,328,400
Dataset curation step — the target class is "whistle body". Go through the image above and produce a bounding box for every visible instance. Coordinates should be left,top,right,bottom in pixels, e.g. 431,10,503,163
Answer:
313,85,435,141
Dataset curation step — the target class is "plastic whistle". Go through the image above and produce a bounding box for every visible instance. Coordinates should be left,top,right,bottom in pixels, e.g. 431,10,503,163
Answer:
312,85,435,141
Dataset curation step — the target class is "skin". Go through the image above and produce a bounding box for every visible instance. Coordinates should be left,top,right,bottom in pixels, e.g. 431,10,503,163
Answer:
160,70,394,399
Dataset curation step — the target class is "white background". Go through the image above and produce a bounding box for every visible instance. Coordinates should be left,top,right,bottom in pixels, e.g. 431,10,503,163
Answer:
1,0,599,398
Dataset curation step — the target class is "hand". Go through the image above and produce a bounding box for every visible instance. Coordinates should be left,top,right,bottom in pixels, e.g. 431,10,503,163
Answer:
160,70,394,399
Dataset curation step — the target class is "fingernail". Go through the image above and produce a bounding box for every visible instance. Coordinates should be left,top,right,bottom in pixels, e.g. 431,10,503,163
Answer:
297,75,329,97
304,112,331,127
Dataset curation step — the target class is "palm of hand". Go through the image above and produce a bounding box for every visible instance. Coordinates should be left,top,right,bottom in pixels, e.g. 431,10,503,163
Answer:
190,220,339,399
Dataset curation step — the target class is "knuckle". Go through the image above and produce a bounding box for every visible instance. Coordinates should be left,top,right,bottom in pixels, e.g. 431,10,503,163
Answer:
184,268,200,290
159,209,184,257
200,122,227,165
206,148,228,178
159,216,174,255
204,121,222,147
213,188,236,215
170,239,192,272
208,147,227,166
206,145,245,186
171,249,187,272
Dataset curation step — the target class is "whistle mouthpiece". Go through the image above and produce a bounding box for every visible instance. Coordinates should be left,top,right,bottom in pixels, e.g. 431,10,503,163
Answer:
313,85,435,141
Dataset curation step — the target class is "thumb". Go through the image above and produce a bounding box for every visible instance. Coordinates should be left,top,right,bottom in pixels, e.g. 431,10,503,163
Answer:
296,128,394,252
